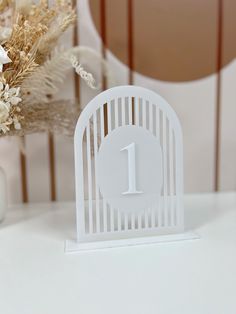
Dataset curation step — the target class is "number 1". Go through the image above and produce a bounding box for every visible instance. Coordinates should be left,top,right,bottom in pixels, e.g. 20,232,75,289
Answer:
121,142,143,195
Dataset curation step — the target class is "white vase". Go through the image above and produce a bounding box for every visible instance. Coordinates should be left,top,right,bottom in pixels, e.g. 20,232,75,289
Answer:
0,166,7,222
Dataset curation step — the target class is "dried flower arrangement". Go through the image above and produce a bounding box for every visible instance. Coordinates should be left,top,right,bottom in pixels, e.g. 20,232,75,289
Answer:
0,0,111,136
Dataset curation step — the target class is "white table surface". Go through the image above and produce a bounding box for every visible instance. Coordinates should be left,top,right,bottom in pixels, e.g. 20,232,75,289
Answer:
0,192,236,314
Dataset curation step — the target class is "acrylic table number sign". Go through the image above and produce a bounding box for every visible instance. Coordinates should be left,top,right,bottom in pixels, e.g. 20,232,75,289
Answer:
65,86,198,252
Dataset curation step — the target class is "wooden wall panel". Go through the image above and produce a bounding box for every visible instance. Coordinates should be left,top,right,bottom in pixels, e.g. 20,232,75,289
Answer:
2,0,236,204
89,0,218,192
105,0,129,86
90,0,219,82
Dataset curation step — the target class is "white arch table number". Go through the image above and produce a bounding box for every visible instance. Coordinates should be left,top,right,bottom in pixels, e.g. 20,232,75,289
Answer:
65,86,198,252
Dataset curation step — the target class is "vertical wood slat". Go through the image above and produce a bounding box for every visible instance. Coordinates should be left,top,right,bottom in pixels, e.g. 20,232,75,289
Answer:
73,0,80,100
128,0,134,85
100,0,108,232
215,0,223,191
86,124,93,234
100,0,107,85
48,133,56,201
45,0,56,202
100,0,108,137
20,138,28,203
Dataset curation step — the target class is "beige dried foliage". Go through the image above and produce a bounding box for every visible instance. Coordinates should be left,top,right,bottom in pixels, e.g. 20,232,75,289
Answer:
36,10,76,64
0,0,12,13
0,0,112,137
1,0,76,87
0,100,81,137
4,54,38,87
21,46,115,105
2,19,46,85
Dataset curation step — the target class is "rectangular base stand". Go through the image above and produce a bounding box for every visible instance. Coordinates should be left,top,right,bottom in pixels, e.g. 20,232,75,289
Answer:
65,231,199,253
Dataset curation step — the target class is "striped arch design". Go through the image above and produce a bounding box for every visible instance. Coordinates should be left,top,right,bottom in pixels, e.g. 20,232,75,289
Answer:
74,86,184,243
